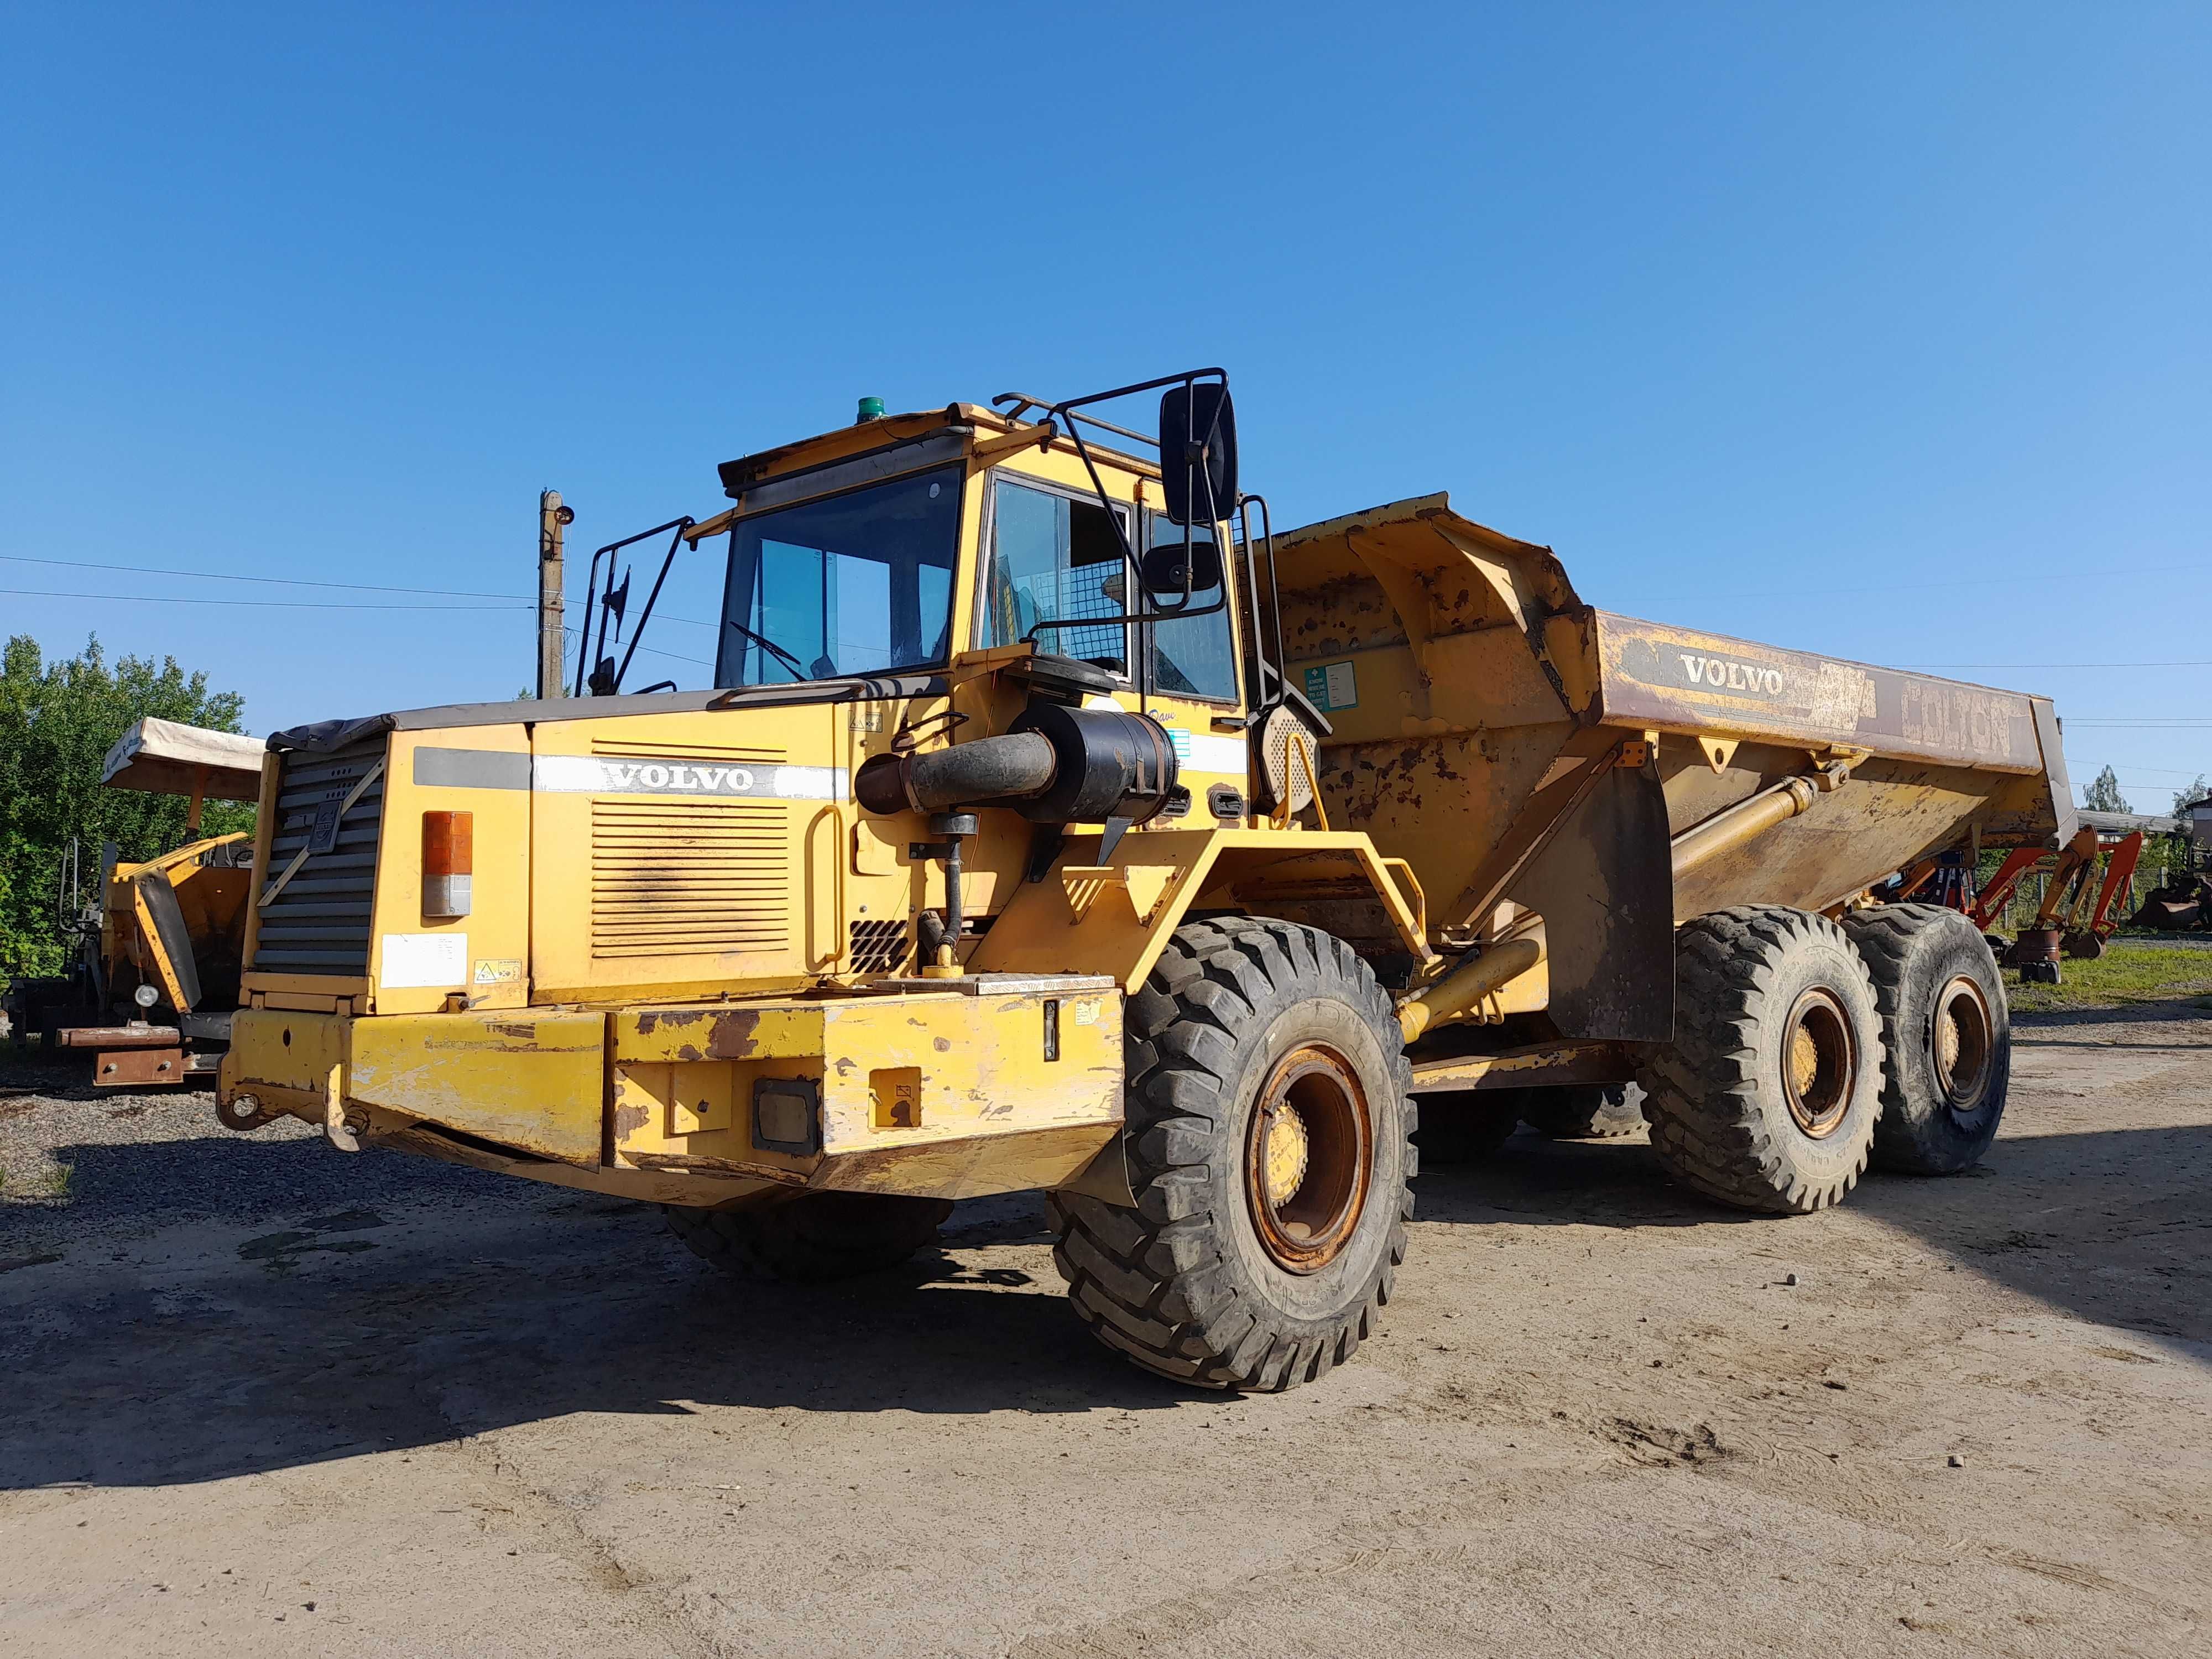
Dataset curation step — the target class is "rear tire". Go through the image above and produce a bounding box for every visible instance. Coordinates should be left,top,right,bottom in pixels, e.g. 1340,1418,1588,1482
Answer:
1637,906,1882,1214
664,1192,953,1283
1842,904,2011,1175
1049,918,1414,1391
1520,1084,1644,1140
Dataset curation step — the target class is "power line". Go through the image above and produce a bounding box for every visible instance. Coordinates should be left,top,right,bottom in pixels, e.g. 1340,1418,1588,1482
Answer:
5,587,528,612
1634,559,2212,605
559,625,711,670
625,642,713,669
1903,660,2212,670
1,551,528,602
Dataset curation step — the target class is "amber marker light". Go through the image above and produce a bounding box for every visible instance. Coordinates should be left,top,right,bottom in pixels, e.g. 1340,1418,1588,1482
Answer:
422,811,473,917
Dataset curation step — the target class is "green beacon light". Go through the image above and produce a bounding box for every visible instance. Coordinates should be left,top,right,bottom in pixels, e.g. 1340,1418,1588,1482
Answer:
854,395,886,424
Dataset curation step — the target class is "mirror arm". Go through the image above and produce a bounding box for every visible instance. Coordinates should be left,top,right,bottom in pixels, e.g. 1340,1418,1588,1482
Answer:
572,545,612,697
608,518,696,694
575,517,696,696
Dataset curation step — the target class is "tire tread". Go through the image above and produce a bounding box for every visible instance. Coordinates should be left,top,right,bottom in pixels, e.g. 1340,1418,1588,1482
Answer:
1636,905,1881,1214
1051,917,1415,1391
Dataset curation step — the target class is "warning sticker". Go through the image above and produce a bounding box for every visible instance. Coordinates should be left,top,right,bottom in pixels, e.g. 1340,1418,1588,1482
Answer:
1302,660,1358,711
473,958,523,986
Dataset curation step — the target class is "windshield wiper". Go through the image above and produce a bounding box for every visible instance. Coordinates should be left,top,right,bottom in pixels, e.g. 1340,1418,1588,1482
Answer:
723,616,810,681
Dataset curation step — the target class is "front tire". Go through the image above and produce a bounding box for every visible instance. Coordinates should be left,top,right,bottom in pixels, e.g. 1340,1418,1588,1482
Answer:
1049,918,1415,1391
664,1192,953,1283
1842,904,2011,1175
1638,906,1883,1214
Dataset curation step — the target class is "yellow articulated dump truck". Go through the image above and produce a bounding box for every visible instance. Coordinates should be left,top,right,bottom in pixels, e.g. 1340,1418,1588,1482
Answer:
217,369,2072,1392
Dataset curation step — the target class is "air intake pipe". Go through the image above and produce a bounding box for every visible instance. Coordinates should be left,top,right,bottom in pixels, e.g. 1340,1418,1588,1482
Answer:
856,732,1058,815
854,704,1180,826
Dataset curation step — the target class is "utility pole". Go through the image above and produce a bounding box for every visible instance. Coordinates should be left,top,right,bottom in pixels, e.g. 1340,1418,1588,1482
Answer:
538,490,571,698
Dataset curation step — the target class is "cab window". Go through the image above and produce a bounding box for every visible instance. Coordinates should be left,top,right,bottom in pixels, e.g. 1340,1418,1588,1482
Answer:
1144,512,1240,703
981,478,1129,676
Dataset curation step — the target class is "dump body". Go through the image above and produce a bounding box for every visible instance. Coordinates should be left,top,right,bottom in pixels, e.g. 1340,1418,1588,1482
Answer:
1271,493,2071,1045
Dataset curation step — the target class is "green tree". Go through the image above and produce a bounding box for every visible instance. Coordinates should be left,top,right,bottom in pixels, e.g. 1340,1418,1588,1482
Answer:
2173,775,2208,816
2081,765,2128,813
0,634,255,978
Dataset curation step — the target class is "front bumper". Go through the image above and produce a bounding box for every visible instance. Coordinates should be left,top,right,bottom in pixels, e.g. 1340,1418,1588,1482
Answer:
220,979,1123,1203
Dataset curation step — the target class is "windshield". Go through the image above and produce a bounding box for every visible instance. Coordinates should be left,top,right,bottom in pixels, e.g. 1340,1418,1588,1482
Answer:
715,465,962,686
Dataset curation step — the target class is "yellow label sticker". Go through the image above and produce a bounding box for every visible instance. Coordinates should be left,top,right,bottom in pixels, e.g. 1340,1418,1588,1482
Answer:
472,958,523,986
1072,999,1102,1026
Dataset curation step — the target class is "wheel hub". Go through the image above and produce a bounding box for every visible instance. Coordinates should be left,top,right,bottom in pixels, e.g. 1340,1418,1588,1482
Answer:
1782,987,1856,1139
1245,1045,1372,1274
1932,973,1994,1115
1261,1101,1310,1208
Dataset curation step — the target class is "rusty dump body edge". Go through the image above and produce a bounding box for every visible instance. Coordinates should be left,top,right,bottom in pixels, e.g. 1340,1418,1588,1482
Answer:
1590,612,2059,784
1271,493,2072,1044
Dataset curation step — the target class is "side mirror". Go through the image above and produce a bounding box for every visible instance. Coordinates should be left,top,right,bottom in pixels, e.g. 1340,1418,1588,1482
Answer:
1140,538,1224,601
1159,383,1238,526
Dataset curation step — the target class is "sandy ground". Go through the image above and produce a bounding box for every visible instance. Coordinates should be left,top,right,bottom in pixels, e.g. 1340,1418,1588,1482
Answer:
2,1004,2208,1658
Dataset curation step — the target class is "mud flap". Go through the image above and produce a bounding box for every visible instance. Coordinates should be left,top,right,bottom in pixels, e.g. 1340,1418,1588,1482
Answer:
1052,1130,1139,1208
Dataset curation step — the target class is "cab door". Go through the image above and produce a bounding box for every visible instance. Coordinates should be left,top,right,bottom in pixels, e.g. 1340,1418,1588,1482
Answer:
970,472,1251,831
1137,508,1250,825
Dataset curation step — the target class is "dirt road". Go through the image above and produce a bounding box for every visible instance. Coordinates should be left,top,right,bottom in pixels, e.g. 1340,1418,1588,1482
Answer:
3,1004,2208,1657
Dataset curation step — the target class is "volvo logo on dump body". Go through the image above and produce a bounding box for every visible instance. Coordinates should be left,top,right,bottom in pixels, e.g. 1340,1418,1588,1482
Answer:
1611,634,1802,703
1681,654,1786,696
1599,615,2042,770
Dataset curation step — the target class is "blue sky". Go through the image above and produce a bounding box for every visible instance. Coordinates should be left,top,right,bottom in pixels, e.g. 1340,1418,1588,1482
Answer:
5,3,2206,808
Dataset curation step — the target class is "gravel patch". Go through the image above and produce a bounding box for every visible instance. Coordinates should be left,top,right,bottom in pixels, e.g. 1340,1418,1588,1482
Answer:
0,1048,525,1260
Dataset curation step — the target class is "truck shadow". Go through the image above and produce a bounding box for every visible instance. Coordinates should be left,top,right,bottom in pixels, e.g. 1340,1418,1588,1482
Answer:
4,1113,2207,1492
2010,999,2212,1030
1418,1120,2212,1352
1413,1131,1714,1230
0,1138,1185,1493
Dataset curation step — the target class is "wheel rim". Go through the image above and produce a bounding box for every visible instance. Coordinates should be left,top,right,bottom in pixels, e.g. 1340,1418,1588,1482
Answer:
1931,973,1995,1116
1782,987,1856,1139
1245,1044,1372,1274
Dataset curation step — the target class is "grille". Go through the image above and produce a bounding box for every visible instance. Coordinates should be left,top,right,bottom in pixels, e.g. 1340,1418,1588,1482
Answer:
848,919,910,974
251,737,386,975
591,800,789,959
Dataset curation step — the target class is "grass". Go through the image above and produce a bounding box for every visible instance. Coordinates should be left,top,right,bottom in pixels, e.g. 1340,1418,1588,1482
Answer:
2007,941,2212,1015
0,1161,72,1202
